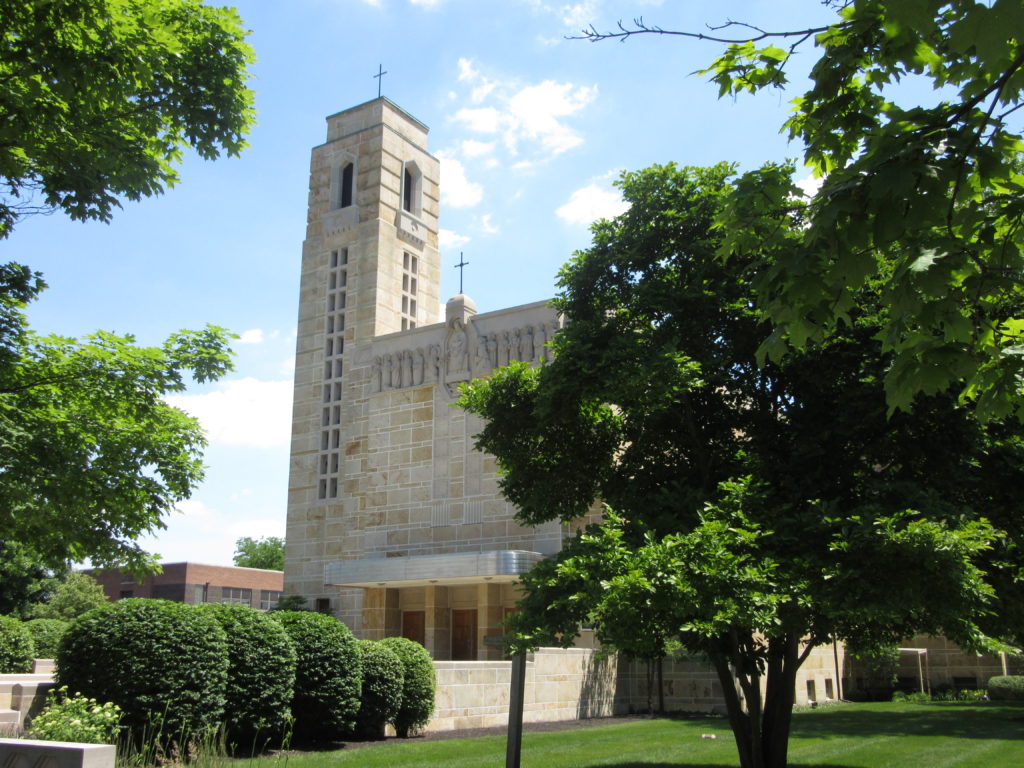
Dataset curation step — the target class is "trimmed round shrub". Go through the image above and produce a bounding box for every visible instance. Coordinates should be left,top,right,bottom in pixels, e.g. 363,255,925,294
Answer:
0,614,35,673
27,686,122,744
24,618,69,659
274,611,361,742
988,675,1024,702
199,603,297,748
353,640,404,740
56,599,228,740
379,637,435,737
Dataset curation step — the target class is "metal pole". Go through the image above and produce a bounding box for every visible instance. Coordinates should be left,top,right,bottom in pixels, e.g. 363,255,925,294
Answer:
506,652,527,768
832,637,843,701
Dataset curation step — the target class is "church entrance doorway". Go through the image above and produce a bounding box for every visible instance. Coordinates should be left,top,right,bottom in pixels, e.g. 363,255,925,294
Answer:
451,608,478,660
402,610,425,647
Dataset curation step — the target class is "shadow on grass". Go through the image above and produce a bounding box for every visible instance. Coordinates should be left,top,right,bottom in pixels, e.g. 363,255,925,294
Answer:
790,703,1024,741
567,763,861,768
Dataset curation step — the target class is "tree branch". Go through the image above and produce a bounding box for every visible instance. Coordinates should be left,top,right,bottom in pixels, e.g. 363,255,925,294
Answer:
569,16,849,45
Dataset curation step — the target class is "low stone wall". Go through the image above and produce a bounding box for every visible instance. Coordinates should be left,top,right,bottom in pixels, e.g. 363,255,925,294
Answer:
427,643,853,731
895,635,1024,691
429,648,619,731
615,656,723,714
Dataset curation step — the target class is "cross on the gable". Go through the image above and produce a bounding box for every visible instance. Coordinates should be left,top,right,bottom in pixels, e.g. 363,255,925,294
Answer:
455,252,469,294
374,64,387,98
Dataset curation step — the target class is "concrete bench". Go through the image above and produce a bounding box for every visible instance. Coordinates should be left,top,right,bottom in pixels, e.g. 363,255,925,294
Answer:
0,739,115,768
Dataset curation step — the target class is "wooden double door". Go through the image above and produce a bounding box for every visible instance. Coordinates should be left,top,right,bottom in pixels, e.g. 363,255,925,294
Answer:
450,609,478,661
401,607,478,660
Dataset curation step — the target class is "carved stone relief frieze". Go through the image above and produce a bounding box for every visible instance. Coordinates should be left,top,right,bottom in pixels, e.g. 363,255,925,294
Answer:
370,315,560,397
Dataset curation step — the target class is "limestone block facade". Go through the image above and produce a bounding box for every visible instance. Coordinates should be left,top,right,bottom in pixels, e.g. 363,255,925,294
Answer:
284,98,587,661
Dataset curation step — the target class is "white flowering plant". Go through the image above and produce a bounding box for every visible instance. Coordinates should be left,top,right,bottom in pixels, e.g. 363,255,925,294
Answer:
26,687,123,744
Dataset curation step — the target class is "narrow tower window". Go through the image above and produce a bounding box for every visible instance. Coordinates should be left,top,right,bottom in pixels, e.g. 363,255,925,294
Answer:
401,161,423,217
403,167,413,212
340,162,354,208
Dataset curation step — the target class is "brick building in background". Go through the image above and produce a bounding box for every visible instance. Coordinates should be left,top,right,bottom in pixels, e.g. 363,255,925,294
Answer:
86,562,283,611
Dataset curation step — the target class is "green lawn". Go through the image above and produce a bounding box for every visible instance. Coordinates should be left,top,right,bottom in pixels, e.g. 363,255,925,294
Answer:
239,703,1024,768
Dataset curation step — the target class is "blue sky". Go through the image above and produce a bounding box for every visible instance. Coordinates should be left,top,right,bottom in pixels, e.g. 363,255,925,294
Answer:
5,0,835,566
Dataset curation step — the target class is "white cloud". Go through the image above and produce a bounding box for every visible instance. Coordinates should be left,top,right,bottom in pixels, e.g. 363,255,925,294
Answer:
237,328,264,344
461,139,496,158
794,174,824,198
480,214,499,234
167,377,293,449
560,0,599,30
454,106,505,134
440,229,470,250
557,181,629,225
508,81,597,154
451,60,597,162
438,152,484,208
457,58,478,81
175,498,216,519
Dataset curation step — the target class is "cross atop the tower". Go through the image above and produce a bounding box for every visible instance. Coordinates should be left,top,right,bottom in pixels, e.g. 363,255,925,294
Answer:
455,252,469,294
374,64,387,98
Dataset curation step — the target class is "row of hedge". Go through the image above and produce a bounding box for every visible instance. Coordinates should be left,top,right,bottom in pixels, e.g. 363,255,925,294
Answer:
0,615,69,670
3,599,435,748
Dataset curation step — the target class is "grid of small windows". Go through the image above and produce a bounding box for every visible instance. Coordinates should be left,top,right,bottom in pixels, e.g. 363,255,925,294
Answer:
401,251,418,330
260,590,283,611
319,248,347,500
221,587,252,605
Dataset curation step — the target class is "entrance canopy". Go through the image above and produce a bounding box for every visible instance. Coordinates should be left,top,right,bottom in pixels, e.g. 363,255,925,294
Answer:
324,550,545,588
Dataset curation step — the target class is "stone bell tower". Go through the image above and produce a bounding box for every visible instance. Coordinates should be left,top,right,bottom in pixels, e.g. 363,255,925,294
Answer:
284,98,442,614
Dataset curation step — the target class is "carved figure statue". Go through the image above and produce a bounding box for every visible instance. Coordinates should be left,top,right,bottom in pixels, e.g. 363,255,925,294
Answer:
403,350,414,387
446,318,469,375
536,323,549,360
414,348,425,385
384,354,395,389
486,333,498,368
473,331,489,374
428,344,443,382
524,326,535,362
370,356,383,393
499,330,512,367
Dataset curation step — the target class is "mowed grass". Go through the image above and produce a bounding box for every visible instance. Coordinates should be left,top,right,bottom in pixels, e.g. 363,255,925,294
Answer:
239,702,1024,768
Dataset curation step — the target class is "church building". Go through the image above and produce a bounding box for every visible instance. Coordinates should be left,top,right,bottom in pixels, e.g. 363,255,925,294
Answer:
283,98,583,661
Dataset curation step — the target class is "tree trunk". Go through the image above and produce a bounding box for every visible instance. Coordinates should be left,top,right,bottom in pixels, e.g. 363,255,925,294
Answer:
761,634,802,768
709,633,812,768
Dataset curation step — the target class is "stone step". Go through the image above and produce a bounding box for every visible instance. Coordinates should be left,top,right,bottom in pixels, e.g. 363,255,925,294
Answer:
0,683,13,711
0,710,19,726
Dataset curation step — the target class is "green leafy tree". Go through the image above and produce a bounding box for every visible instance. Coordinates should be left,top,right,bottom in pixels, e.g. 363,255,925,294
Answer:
31,572,109,621
0,269,234,574
0,0,255,238
578,1,1024,420
459,164,1024,768
0,540,65,618
0,1,250,576
24,618,70,659
233,536,286,571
